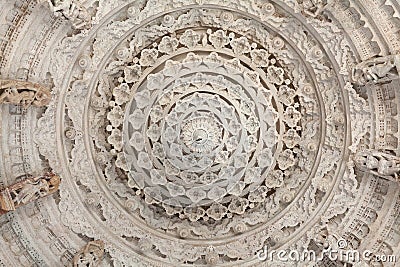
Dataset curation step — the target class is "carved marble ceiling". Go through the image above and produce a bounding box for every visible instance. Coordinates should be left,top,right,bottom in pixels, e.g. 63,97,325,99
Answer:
0,0,399,266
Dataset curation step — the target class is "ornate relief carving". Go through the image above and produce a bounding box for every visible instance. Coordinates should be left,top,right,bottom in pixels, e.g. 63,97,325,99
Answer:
37,1,351,265
3,0,400,266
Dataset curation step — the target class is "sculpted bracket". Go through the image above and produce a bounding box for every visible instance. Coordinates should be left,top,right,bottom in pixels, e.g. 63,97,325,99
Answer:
0,79,51,107
0,172,60,215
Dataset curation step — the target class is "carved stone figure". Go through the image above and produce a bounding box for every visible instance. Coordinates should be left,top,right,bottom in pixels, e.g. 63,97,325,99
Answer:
351,55,400,85
300,0,332,19
73,240,105,267
0,173,60,215
354,150,400,181
315,227,330,248
39,0,92,30
11,179,49,205
0,79,51,107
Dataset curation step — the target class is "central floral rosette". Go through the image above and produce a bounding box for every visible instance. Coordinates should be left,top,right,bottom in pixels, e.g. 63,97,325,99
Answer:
97,22,322,240
181,115,222,154
121,50,283,209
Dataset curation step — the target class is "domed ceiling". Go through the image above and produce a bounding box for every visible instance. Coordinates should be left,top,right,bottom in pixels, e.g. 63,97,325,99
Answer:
0,0,399,266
